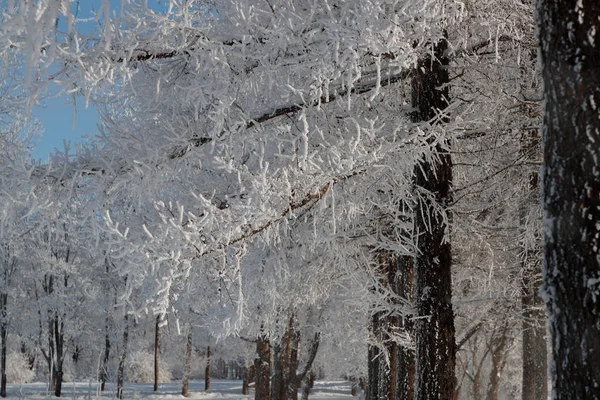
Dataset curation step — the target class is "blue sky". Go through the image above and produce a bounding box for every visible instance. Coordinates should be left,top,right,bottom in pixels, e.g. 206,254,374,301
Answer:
30,0,168,162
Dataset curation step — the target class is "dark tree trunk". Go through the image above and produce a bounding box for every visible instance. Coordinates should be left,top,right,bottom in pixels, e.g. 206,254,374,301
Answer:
272,343,283,400
255,335,271,400
182,329,193,397
411,37,456,400
154,316,161,392
54,316,64,397
117,315,129,400
367,312,381,400
100,315,111,392
538,1,600,398
0,293,7,398
205,346,212,391
396,256,415,400
288,327,300,400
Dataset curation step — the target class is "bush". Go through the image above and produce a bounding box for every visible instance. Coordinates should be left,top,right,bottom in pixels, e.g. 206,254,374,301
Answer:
126,351,172,383
6,352,35,384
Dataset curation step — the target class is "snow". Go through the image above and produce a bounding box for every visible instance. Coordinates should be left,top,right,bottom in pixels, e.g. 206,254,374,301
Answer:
1,379,355,399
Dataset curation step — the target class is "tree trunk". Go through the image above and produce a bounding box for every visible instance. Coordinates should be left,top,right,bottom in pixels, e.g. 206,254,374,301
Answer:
273,315,294,400
301,371,314,400
0,293,7,398
54,316,64,398
243,364,254,395
538,1,600,398
486,326,509,400
205,345,212,391
242,365,250,395
367,312,381,400
100,315,111,392
288,328,300,400
117,314,129,400
255,335,271,400
154,316,161,392
182,329,193,397
521,271,547,400
519,123,548,400
396,256,415,400
412,36,456,400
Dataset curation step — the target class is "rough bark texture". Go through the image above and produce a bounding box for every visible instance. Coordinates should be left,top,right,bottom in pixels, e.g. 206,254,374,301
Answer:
205,346,212,391
255,336,271,400
396,256,415,400
412,37,456,400
182,330,193,397
538,0,600,398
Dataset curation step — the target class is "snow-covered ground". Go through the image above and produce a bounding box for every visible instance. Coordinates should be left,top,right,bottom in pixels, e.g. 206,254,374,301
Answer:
3,379,355,399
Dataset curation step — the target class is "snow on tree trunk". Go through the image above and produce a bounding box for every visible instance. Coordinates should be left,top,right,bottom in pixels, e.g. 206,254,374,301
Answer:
412,36,456,400
538,0,600,398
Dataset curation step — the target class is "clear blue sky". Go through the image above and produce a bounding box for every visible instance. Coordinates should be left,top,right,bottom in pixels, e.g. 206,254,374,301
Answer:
30,0,168,162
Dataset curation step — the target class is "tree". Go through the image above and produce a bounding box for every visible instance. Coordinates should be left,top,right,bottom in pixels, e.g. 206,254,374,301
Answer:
538,0,600,398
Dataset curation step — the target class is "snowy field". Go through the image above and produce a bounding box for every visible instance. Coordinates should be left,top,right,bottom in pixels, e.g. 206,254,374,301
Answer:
2,379,355,399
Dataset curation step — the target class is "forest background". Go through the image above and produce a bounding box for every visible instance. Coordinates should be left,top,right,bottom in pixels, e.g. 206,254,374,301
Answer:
0,0,598,400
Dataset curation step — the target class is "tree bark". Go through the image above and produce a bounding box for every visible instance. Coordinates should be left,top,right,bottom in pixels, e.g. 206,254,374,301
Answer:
100,315,111,392
205,345,212,391
519,105,548,400
243,364,254,395
396,256,415,400
154,316,161,392
412,36,456,400
367,312,381,400
538,1,600,398
486,326,509,400
117,314,129,400
54,315,64,397
182,329,193,397
255,335,271,400
0,292,7,398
